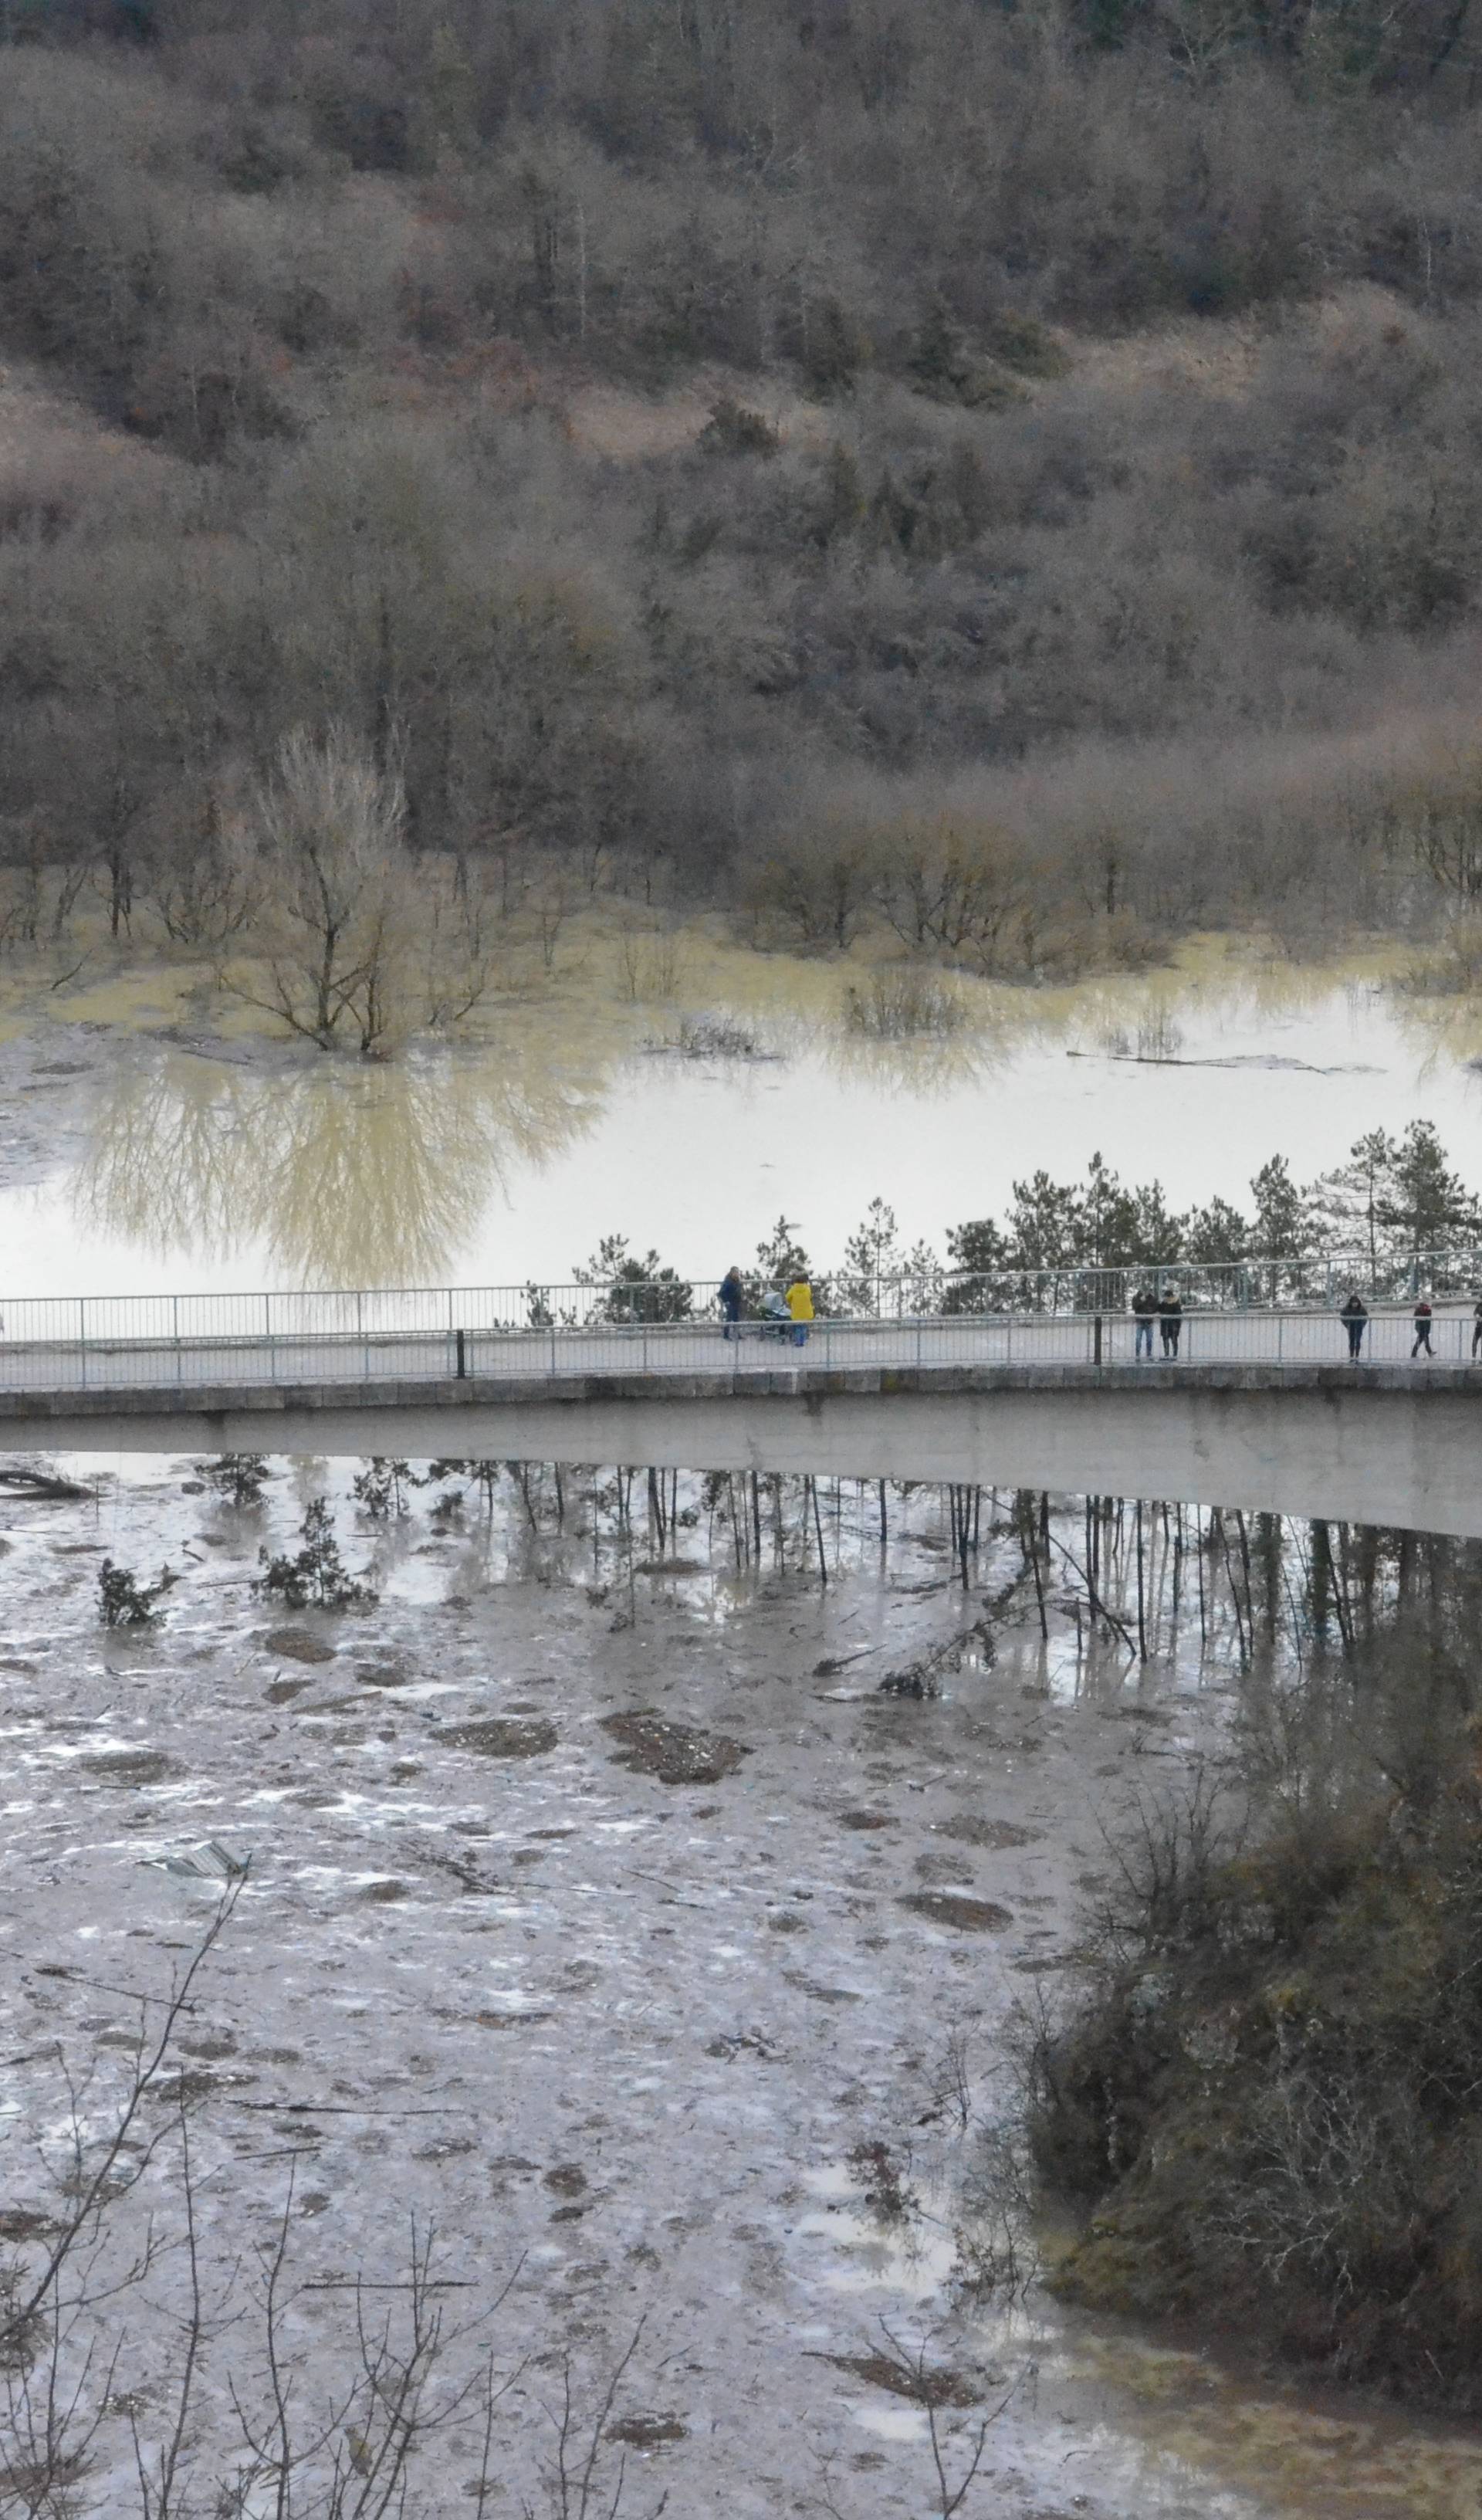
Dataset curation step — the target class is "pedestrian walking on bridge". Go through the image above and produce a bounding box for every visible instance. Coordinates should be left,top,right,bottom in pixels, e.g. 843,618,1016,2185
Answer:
1413,1296,1434,1359
1159,1287,1183,1358
1472,1294,1482,1360
1340,1290,1368,1360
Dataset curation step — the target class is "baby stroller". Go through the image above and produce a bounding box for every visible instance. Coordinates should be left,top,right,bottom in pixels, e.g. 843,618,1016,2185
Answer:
760,1290,793,1342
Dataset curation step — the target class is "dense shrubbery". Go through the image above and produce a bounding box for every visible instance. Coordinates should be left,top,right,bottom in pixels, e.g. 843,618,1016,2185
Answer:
1030,1602,1482,2405
4,3,1482,967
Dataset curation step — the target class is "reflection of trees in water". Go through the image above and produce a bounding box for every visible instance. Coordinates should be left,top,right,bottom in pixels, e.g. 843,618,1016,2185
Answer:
73,1045,596,1285
1389,983,1482,1075
820,1015,1017,1099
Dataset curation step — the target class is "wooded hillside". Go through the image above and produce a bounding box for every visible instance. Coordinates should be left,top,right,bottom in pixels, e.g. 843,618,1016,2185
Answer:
5,0,1482,965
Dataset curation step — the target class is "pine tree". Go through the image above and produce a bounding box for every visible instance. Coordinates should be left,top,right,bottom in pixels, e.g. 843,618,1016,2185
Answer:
574,1233,692,1323
1378,1120,1479,1265
837,1197,902,1315
1183,1195,1249,1268
943,1214,1011,1312
1080,1153,1137,1268
1005,1171,1084,1276
753,1214,814,1289
1128,1180,1186,1267
1250,1156,1314,1296
1310,1129,1399,1279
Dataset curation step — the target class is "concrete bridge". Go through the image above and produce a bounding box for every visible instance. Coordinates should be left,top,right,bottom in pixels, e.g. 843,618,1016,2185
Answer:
0,1298,1477,1536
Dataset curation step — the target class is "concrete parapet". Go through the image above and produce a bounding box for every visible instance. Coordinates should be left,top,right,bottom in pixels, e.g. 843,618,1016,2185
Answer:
0,1360,1477,1534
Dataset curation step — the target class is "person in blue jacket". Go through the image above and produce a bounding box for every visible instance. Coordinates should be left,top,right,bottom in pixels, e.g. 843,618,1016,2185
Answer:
719,1265,743,1341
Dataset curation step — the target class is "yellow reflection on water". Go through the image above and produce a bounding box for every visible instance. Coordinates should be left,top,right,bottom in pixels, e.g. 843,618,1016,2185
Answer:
1064,2332,1482,2518
72,1042,597,1287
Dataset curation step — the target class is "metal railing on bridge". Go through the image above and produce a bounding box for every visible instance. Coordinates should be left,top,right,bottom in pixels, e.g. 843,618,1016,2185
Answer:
0,1280,1474,1401
2,1241,1478,1353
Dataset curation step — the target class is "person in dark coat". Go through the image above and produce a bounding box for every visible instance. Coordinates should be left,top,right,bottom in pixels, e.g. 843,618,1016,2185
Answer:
1340,1290,1368,1361
1159,1287,1183,1358
719,1265,743,1342
1132,1285,1156,1360
1412,1296,1434,1359
1472,1295,1482,1361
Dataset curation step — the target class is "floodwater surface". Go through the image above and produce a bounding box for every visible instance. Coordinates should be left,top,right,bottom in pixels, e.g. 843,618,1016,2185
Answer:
0,1457,1477,2514
4,940,1482,2514
0,956,1478,1296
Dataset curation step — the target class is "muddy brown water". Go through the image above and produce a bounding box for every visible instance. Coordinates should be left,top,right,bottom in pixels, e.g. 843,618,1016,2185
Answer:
1,949,1481,1295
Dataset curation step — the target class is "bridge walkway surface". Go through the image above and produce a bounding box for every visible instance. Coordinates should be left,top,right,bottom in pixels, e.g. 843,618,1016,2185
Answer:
0,1296,1477,1536
0,1296,1474,1396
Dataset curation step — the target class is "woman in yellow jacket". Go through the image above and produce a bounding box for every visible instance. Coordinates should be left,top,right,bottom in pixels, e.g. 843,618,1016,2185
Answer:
785,1273,814,1348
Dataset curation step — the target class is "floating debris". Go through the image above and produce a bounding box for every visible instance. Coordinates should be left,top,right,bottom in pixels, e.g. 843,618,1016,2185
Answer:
807,2350,983,2408
930,1815,1041,1850
897,1892,1013,1933
600,1710,748,1785
877,1620,993,1699
607,2412,689,2447
442,1717,558,1760
84,1749,179,1786
143,1840,250,1882
264,1627,335,1665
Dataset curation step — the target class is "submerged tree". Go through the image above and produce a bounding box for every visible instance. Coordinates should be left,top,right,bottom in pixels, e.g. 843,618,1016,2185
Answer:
353,1457,421,1519
198,1453,271,1508
256,1498,377,1611
97,1559,178,1627
224,725,501,1057
227,724,411,1054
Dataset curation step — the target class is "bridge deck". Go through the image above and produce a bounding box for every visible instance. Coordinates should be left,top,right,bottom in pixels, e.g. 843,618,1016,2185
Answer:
0,1354,1470,1434
0,1302,1472,1405
0,1312,1474,1529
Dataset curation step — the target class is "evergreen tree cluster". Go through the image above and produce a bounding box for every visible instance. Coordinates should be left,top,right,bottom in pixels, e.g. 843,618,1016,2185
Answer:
946,1122,1480,1294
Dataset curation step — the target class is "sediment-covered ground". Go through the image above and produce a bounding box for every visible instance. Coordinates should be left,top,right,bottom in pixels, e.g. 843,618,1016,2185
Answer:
2,1464,1480,2516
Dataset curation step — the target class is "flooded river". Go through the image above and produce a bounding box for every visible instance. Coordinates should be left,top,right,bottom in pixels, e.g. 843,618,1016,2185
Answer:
2,943,1482,2515
0,951,1479,1296
1,1459,1478,2514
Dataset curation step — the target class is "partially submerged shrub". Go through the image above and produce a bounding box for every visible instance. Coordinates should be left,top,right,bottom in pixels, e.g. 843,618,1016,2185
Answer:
661,1011,765,1059
255,1499,377,1611
198,1453,271,1507
844,969,972,1039
352,1458,420,1519
98,1559,178,1627
1398,916,1482,1001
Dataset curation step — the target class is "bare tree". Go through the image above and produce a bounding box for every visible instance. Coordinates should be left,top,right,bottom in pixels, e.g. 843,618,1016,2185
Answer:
225,724,414,1055
873,814,1034,974
225,727,506,1055
0,1885,546,2518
